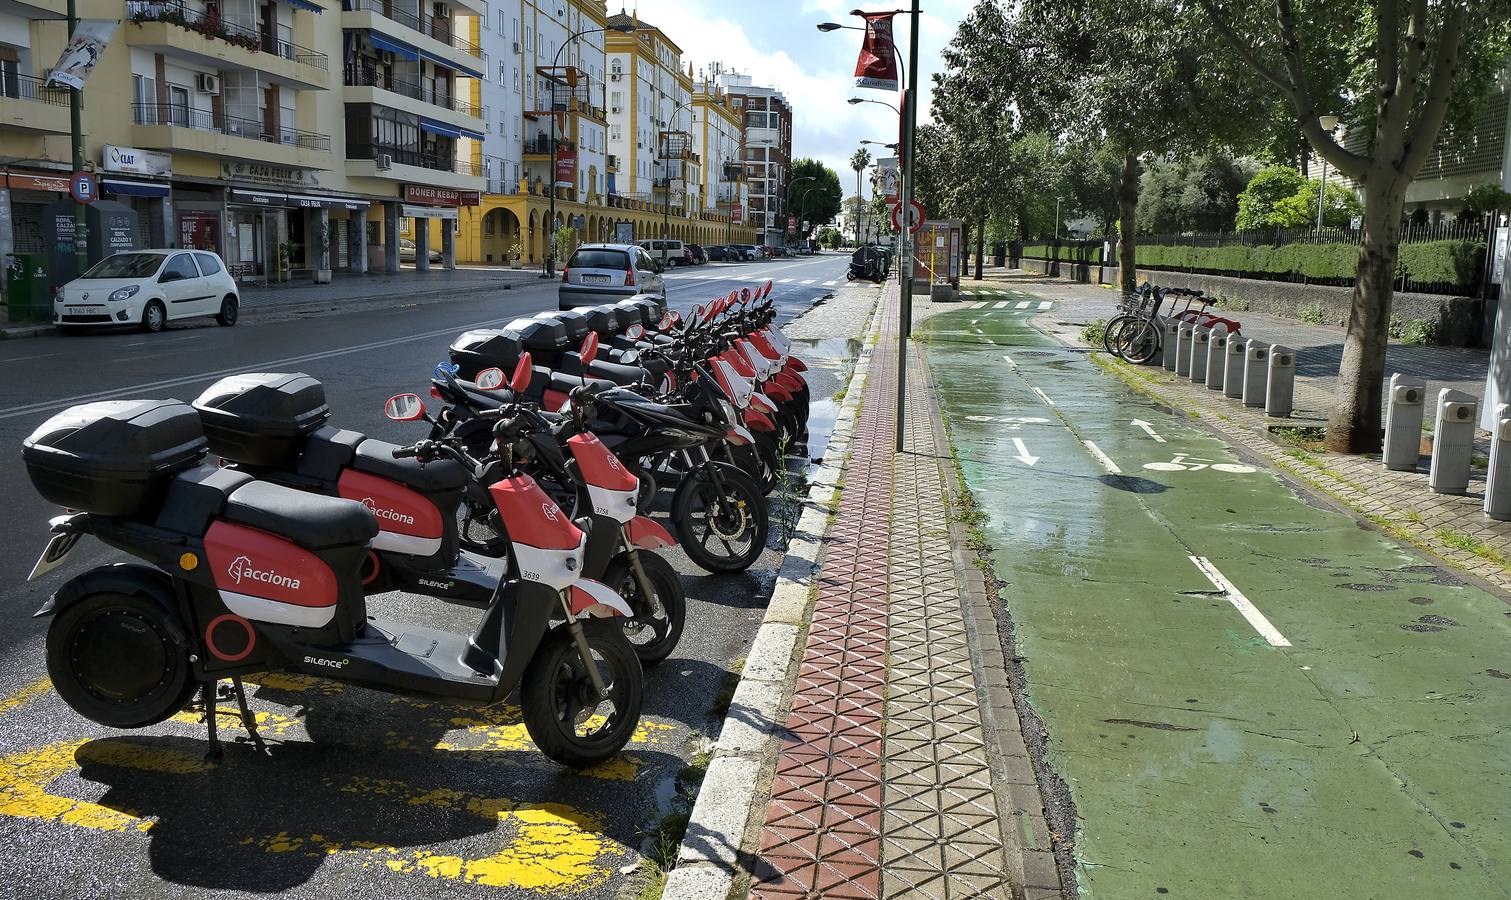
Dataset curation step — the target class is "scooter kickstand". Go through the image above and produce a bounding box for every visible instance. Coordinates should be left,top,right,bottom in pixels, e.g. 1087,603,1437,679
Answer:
231,676,268,755
201,680,223,763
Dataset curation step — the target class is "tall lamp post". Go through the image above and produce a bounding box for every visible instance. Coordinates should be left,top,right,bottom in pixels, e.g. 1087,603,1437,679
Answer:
545,18,635,277
784,174,815,247
1316,115,1339,231
821,5,917,451
661,99,693,240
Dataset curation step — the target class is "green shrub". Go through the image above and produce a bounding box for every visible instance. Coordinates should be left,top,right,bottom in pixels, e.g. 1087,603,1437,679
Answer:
1391,318,1438,345
1081,318,1108,345
1134,238,1483,292
1299,305,1326,324
1021,243,1105,263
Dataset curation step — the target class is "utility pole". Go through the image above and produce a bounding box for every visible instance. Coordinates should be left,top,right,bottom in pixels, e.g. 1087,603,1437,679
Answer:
67,0,88,275
895,0,919,452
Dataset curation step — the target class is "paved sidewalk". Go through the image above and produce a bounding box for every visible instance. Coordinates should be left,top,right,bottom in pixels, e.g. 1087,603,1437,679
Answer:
744,286,1058,899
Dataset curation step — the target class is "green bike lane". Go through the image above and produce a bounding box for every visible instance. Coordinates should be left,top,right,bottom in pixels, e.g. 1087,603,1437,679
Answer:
919,302,1511,899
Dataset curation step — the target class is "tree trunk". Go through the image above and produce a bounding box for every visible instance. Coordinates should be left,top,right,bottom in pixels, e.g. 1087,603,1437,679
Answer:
1117,151,1141,295
962,220,973,281
1326,174,1407,454
975,222,985,278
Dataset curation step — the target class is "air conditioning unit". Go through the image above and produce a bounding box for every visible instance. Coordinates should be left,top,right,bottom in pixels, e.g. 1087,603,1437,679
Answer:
195,73,220,95
512,41,519,52
610,73,621,81
610,105,621,114
376,153,393,170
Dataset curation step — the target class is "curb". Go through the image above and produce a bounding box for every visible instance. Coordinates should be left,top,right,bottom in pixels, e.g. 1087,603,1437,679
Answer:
659,287,881,900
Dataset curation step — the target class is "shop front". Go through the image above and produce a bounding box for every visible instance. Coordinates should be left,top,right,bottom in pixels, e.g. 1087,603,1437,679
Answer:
222,188,372,284
405,184,477,271
98,145,173,248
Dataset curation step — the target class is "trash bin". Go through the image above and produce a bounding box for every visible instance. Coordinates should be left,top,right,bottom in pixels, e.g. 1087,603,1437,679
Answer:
5,254,51,324
992,242,1006,268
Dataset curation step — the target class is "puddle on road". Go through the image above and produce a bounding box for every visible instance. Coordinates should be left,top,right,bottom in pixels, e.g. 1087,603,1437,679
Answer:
791,337,863,465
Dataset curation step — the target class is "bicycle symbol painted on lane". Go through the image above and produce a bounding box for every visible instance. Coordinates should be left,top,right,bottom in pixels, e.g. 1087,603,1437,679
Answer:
1143,453,1256,474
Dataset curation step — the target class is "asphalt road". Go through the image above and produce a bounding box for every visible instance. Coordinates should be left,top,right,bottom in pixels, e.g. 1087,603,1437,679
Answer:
0,252,852,899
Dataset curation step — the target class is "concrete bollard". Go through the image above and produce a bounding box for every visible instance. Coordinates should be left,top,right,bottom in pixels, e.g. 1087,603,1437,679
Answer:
1429,389,1478,495
1175,323,1193,376
1224,333,1246,399
1242,341,1269,408
1162,319,1180,371
1485,404,1511,520
1265,345,1296,417
1206,326,1228,391
1382,374,1427,471
1190,327,1211,383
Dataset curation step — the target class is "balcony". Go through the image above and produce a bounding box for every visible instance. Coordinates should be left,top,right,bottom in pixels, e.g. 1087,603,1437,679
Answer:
0,73,72,135
343,65,482,133
523,135,571,157
125,1,329,90
341,0,483,77
131,102,332,168
347,142,484,191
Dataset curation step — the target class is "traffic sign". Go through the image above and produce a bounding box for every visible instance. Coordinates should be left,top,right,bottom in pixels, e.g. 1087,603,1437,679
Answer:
69,171,97,205
889,197,924,234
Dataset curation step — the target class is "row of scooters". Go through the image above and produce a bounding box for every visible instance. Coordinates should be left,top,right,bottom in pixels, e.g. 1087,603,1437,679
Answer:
22,283,809,768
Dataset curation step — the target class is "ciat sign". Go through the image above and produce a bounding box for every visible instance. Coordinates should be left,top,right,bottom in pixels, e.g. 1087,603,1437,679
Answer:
403,185,480,207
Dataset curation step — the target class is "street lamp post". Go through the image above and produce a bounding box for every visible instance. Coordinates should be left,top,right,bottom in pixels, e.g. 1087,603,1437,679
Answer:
784,175,815,248
1316,115,1339,231
661,100,693,241
544,19,635,278
1053,197,1062,240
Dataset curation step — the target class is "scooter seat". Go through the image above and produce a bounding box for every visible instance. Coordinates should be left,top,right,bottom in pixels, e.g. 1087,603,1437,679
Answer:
224,481,378,549
352,439,469,492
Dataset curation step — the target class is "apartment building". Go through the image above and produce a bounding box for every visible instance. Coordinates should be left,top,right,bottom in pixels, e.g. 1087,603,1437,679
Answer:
717,68,791,247
691,73,748,245
0,0,486,297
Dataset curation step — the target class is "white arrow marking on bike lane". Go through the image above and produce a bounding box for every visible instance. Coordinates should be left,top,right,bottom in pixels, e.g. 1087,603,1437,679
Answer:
1189,556,1291,647
1002,354,1018,371
1012,438,1039,466
1030,386,1055,407
1083,440,1121,474
1131,419,1167,442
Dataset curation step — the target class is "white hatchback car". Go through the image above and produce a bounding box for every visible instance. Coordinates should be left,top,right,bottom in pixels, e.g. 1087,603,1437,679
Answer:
55,250,240,333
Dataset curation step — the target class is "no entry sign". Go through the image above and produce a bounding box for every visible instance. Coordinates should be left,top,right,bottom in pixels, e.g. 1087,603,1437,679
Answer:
889,197,924,234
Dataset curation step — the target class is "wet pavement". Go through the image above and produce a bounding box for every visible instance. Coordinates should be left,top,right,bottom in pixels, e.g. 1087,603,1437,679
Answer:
921,298,1511,899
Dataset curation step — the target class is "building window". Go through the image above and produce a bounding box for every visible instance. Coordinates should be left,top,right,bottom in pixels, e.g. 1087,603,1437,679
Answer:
498,62,506,81
513,67,520,90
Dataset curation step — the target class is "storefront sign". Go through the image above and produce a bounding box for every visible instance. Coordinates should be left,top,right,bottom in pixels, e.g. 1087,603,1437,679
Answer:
404,185,480,207
102,145,171,177
180,212,221,252
401,204,459,221
4,171,70,193
554,148,577,189
223,161,320,188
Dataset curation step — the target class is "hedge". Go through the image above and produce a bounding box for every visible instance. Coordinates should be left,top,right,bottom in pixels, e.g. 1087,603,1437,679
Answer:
1020,242,1105,262
1133,239,1484,292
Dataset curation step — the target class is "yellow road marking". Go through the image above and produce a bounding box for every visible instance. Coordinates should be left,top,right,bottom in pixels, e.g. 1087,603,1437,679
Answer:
0,678,53,717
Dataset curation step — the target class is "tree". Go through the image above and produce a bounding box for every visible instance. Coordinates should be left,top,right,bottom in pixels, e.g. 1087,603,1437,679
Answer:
1201,0,1511,452
787,159,843,232
1235,165,1307,230
849,147,873,247
1463,183,1511,217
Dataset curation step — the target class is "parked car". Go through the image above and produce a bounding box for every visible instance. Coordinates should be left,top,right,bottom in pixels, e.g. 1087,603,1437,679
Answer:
399,238,442,264
560,243,666,308
636,239,686,267
732,244,762,261
773,246,791,258
54,249,240,334
705,245,733,262
687,244,708,264
681,246,696,266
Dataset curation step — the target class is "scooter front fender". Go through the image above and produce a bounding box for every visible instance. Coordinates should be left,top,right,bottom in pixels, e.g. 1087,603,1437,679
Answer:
568,578,634,618
38,562,180,623
626,515,676,550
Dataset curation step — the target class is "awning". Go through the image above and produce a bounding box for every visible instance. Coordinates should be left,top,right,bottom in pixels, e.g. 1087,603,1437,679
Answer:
229,188,286,206
422,48,483,79
286,193,371,210
419,117,484,142
369,33,419,61
100,177,170,198
284,0,323,11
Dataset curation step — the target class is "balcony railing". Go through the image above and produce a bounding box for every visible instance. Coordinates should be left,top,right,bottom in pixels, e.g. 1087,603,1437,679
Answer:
1,72,70,107
343,0,483,58
349,142,482,176
132,101,332,151
344,65,480,116
127,0,329,70
523,135,573,155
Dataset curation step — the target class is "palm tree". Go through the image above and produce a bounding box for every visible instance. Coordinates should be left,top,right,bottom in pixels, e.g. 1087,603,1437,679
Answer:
849,147,872,246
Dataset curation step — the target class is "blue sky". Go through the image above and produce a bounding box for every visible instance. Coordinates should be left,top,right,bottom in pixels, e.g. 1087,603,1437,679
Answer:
622,0,973,201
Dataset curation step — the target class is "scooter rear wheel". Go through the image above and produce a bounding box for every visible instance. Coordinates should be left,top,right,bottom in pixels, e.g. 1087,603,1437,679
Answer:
601,551,686,665
47,591,198,728
521,619,644,768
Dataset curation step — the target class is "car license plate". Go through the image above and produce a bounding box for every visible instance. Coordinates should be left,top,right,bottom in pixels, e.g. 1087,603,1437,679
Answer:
582,275,610,284
28,529,82,581
65,306,104,315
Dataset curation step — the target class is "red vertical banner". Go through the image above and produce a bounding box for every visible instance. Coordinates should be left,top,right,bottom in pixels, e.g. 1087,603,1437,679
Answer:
555,146,577,188
853,13,899,91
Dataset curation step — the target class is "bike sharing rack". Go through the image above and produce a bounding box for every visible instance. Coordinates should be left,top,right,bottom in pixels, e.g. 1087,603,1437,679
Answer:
1206,326,1228,392
1265,345,1295,418
1189,326,1211,383
1162,320,1180,371
1175,323,1194,376
1486,404,1511,520
1243,341,1269,409
1224,335,1246,399
1383,374,1427,471
1429,389,1477,495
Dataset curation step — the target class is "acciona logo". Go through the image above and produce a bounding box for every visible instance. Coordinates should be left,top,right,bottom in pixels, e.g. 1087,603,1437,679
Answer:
228,555,302,590
361,496,416,526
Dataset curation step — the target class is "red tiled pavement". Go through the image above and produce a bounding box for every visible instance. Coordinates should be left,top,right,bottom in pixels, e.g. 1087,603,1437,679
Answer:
751,300,899,900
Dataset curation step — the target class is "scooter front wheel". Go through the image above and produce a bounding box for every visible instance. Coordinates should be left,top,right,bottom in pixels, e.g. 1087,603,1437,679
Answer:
671,464,769,572
601,551,686,665
47,590,199,728
521,619,644,768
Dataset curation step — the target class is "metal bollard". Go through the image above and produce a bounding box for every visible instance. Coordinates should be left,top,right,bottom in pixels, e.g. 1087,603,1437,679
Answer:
1175,323,1193,376
1224,333,1246,399
1242,340,1269,408
1190,327,1211,383
1428,388,1478,495
1265,345,1295,417
1206,326,1228,391
1485,404,1511,520
1162,319,1180,371
1382,374,1427,471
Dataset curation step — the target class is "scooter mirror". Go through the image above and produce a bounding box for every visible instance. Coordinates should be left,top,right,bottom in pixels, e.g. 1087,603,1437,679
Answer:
658,313,674,330
626,324,645,340
580,331,599,365
740,287,751,302
385,393,426,422
510,351,533,392
763,280,773,298
621,348,640,364
475,367,506,390
691,303,705,321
